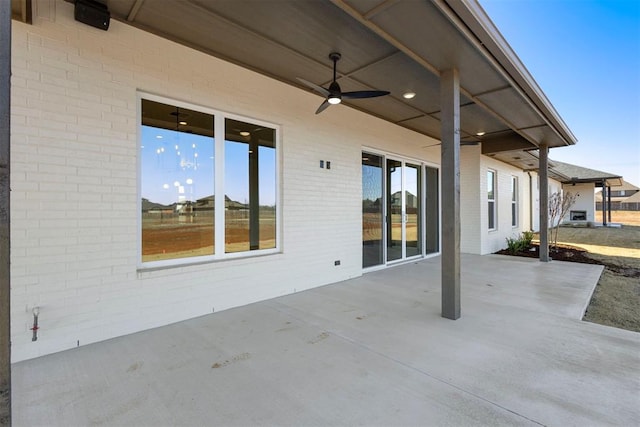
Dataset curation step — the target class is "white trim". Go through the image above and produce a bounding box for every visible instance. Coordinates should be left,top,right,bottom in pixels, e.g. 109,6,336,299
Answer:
511,175,518,228
487,168,497,231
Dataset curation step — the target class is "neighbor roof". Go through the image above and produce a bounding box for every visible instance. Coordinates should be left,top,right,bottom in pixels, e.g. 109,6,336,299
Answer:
551,160,623,187
621,191,640,204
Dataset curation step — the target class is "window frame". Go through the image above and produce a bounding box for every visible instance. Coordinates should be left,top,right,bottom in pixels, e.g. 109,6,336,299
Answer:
511,175,518,228
137,92,280,269
487,169,497,231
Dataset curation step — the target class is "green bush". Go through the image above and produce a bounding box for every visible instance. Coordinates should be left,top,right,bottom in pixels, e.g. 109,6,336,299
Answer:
505,231,534,254
505,236,525,254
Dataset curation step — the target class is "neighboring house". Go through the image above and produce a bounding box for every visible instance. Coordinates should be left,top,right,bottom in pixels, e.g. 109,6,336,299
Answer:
620,191,640,211
5,0,579,361
546,161,622,225
596,180,640,211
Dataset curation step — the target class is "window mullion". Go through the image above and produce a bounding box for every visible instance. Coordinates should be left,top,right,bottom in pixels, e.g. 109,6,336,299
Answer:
214,114,225,257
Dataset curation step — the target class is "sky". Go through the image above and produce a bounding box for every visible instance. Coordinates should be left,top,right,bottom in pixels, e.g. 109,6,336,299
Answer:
479,0,640,187
141,126,276,206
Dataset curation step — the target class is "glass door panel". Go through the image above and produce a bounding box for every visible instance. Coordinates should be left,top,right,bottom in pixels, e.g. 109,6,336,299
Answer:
362,153,384,268
405,163,422,258
386,159,403,262
425,166,439,254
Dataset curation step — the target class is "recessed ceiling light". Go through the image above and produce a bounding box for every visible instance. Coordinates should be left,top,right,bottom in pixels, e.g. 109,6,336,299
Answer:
476,131,486,136
179,121,187,125
403,92,416,99
240,131,250,137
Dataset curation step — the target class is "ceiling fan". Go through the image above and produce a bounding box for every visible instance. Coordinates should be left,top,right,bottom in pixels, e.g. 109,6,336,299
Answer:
297,52,390,114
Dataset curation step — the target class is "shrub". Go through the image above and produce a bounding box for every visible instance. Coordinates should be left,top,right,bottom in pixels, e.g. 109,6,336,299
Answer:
506,236,526,254
505,231,534,254
522,230,534,247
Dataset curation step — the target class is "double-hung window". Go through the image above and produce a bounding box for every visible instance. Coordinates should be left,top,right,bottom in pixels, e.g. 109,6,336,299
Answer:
139,95,278,266
487,170,497,230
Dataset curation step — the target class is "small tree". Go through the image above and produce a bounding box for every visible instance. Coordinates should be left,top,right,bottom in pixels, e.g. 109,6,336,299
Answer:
548,191,578,250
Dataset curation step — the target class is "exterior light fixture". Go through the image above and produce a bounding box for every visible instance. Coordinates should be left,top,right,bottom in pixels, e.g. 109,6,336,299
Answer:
403,92,416,99
328,81,342,104
328,94,342,105
179,121,187,126
240,131,250,137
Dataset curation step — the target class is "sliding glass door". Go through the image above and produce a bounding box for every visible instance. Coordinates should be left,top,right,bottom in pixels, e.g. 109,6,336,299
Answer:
386,159,422,262
362,152,438,268
362,153,384,268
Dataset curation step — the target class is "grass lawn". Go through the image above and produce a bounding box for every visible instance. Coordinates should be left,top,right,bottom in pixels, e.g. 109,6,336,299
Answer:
551,220,640,332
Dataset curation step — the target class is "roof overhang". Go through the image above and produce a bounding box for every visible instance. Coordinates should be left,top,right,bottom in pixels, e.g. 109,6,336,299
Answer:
17,0,577,156
565,177,624,187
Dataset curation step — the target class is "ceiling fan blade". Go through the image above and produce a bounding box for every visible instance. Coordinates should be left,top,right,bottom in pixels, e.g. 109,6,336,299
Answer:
342,90,390,100
297,77,330,97
315,99,331,114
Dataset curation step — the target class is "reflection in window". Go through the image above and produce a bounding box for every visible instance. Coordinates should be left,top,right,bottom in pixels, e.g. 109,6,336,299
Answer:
425,166,439,254
140,98,278,265
224,118,276,253
141,99,215,262
362,153,384,268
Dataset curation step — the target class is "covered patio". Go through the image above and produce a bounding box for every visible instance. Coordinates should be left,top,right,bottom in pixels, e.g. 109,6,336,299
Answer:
12,255,639,426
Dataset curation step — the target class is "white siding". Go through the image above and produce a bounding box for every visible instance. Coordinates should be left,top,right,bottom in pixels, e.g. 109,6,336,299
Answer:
562,183,596,223
478,156,529,255
10,1,441,361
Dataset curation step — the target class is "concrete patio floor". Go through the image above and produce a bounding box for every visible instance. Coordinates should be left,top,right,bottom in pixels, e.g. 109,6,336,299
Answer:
11,254,640,426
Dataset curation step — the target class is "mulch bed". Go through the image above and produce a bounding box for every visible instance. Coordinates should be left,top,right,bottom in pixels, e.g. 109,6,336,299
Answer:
495,243,600,264
495,244,640,278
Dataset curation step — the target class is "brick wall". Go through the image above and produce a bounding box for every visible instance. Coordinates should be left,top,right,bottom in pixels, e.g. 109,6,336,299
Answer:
10,0,440,361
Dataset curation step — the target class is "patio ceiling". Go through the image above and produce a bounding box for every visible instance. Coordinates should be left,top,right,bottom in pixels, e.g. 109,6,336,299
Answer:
14,0,577,162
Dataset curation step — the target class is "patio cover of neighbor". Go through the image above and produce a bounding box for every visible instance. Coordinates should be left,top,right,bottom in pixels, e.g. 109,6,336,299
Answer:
551,160,623,226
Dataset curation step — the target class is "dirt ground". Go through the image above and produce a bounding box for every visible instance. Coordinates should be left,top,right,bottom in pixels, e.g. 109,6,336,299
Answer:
501,222,640,332
142,215,276,262
551,225,640,332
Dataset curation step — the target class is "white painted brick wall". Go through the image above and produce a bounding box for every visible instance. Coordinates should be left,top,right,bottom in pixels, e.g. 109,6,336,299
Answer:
460,146,481,254
479,156,530,255
10,0,441,361
561,183,595,223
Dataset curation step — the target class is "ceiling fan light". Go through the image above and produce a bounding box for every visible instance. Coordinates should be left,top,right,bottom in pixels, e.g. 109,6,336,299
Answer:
328,96,341,105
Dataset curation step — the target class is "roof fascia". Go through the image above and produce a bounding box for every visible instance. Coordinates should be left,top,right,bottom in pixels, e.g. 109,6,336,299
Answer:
440,0,577,147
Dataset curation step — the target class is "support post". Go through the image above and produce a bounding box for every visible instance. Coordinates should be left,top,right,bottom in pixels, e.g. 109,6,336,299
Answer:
440,69,460,320
0,0,11,424
602,180,607,226
539,143,550,262
607,184,612,224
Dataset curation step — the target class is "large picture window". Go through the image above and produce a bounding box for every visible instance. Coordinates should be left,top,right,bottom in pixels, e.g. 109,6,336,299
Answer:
487,169,496,230
140,96,277,266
